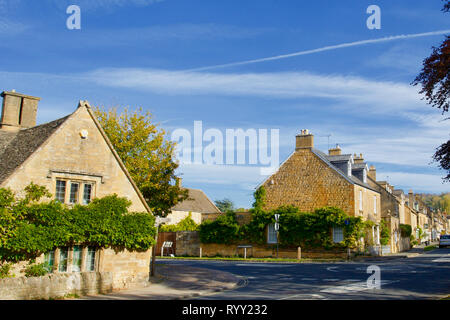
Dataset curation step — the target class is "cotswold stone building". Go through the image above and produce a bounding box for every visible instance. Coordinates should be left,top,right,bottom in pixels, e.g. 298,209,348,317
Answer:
0,90,152,293
166,179,221,225
259,130,381,247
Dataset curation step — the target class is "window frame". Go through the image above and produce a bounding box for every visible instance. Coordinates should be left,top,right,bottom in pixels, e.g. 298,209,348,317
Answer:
332,226,344,243
267,223,278,244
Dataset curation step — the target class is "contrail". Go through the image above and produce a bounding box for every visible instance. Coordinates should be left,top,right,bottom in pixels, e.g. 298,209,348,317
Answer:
187,29,450,72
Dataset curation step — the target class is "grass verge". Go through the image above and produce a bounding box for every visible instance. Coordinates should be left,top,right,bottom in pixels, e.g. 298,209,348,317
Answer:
424,245,438,252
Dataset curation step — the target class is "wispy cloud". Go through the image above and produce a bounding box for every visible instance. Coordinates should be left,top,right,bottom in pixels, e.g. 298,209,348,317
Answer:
85,68,424,112
188,30,450,71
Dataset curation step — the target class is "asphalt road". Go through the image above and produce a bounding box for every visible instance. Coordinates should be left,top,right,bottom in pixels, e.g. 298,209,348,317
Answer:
158,248,450,300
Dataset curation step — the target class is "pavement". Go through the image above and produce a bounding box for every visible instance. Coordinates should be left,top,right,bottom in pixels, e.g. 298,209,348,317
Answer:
78,263,242,300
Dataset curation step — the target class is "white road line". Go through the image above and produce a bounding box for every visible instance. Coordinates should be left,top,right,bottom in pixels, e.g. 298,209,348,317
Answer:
327,267,339,272
432,258,450,262
320,280,399,294
279,294,327,300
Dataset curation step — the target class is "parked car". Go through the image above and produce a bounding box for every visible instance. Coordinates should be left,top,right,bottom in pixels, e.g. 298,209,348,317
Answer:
439,235,450,248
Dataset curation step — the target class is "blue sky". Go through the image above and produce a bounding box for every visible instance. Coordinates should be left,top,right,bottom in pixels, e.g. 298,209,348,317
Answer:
0,0,449,208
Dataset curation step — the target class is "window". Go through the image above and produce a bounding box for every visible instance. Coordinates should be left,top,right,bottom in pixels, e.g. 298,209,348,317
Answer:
55,180,66,203
44,250,55,273
374,196,377,214
359,190,363,211
72,246,82,272
59,247,69,272
83,184,93,205
333,227,344,243
267,224,278,244
69,183,79,204
86,247,96,272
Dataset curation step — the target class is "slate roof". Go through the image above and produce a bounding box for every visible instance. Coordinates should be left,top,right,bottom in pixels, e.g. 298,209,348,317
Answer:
328,154,352,162
311,148,378,192
352,163,368,170
171,188,221,213
0,116,70,185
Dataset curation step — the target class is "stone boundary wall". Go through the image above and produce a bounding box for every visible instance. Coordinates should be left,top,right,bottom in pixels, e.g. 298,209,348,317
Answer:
399,236,411,252
0,272,113,300
175,232,350,259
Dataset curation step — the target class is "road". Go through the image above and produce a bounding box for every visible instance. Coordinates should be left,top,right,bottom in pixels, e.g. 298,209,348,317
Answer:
158,248,450,300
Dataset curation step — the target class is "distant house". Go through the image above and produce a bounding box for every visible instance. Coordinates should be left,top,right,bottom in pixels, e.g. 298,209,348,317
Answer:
0,90,151,290
259,130,381,249
166,179,221,225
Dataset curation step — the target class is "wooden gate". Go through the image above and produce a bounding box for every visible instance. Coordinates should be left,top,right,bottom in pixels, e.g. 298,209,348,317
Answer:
155,232,177,256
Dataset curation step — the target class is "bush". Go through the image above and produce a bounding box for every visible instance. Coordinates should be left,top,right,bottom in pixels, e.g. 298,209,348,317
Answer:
400,224,412,238
199,211,241,244
159,213,199,232
24,263,48,278
380,220,390,246
0,263,12,279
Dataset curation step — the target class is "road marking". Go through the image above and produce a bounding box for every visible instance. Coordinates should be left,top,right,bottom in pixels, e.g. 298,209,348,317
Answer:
279,293,327,300
432,258,450,262
327,266,339,272
320,280,399,294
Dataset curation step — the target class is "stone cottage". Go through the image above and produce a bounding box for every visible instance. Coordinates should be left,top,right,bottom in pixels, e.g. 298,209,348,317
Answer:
0,90,153,296
166,179,221,225
259,130,381,250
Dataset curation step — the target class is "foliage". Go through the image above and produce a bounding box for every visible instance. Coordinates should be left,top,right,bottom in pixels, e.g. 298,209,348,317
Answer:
424,245,438,252
419,192,450,212
252,187,266,211
379,220,390,246
0,184,157,263
410,234,418,246
399,224,412,238
412,3,449,181
24,263,49,278
159,213,199,232
214,198,235,213
199,205,367,250
94,106,188,217
198,211,241,244
0,263,12,279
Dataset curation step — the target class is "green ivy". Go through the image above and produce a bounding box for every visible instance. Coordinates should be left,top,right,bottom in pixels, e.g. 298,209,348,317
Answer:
399,224,412,238
24,263,49,278
380,220,390,246
198,205,368,249
0,184,157,263
198,211,241,244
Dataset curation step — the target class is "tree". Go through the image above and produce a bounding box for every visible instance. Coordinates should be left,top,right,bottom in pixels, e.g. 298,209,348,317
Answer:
214,198,235,212
94,106,188,216
412,1,450,181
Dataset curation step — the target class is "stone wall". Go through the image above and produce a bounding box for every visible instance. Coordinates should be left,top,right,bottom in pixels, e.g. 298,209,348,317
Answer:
399,236,411,252
98,248,151,290
176,231,200,256
262,149,356,215
0,272,113,300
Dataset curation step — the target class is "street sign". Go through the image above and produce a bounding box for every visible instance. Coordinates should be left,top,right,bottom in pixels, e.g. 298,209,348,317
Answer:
274,214,280,222
274,222,279,231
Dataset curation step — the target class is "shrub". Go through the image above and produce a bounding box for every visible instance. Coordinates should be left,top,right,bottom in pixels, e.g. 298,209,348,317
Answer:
24,263,48,278
159,213,199,232
198,211,241,244
0,263,12,279
400,224,412,238
379,220,390,246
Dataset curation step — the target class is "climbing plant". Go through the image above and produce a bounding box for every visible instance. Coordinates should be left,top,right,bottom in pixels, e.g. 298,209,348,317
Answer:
0,184,156,263
159,213,199,232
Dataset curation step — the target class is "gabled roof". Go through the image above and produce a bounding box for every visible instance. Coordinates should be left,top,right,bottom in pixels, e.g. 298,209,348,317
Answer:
0,101,151,213
312,148,378,192
256,148,378,193
0,116,70,184
172,188,221,213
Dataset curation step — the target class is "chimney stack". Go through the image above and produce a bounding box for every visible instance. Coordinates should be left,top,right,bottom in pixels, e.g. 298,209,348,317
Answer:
0,91,40,132
328,144,342,156
368,165,376,181
296,129,314,150
354,153,364,164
